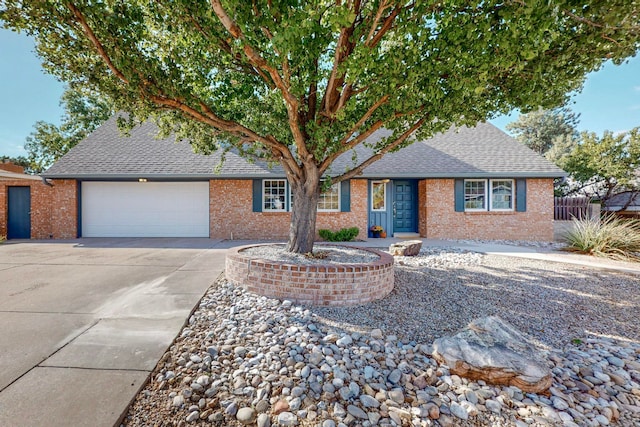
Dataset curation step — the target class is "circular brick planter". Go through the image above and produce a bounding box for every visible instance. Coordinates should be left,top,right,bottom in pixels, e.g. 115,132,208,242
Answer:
225,244,394,306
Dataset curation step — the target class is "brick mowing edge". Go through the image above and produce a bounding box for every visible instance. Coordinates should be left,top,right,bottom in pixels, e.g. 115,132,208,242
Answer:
225,244,395,306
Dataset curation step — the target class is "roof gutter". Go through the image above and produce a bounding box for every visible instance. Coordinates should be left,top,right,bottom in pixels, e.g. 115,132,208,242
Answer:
42,171,567,180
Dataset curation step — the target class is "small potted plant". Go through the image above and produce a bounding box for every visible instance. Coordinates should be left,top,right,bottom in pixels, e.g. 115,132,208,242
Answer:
370,225,384,238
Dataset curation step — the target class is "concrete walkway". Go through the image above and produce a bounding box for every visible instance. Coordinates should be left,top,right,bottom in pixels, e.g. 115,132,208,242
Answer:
0,238,227,427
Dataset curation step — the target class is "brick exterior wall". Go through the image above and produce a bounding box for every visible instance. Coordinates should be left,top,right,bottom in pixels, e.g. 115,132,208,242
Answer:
419,178,554,241
0,178,77,239
49,179,78,239
210,179,369,240
3,176,553,241
226,244,394,306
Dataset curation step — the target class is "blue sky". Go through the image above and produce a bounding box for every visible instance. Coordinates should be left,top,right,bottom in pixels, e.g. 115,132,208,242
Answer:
0,27,639,158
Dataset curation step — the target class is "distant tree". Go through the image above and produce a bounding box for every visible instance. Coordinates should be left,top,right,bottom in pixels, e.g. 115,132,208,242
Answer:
25,85,113,173
545,133,578,166
561,128,640,203
3,1,640,253
0,155,32,173
506,107,580,155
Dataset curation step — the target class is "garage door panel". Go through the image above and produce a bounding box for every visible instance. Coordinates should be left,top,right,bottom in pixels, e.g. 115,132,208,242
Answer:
82,182,209,237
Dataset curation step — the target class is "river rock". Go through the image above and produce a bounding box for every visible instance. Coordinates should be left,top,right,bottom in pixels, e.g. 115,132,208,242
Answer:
273,400,289,415
360,394,380,408
347,404,368,419
277,412,298,426
389,240,422,256
236,407,257,425
432,316,552,393
257,413,271,427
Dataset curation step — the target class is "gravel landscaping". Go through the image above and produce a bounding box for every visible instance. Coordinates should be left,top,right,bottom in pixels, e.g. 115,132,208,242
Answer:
240,244,379,265
122,247,640,427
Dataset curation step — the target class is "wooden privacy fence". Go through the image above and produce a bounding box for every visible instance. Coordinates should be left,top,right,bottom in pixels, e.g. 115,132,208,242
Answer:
554,196,593,220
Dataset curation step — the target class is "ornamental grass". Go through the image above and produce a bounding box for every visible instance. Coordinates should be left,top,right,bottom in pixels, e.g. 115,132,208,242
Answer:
564,215,640,261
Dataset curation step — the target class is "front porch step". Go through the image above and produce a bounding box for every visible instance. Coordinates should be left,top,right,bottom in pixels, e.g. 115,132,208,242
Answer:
392,232,421,239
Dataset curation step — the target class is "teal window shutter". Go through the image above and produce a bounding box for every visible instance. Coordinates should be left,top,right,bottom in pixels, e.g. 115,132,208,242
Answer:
252,180,262,212
340,180,351,212
454,179,464,212
516,179,527,212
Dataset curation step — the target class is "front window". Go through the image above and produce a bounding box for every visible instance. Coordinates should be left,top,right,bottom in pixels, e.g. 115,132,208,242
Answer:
371,181,386,211
263,179,287,211
490,179,514,210
317,183,340,212
286,180,340,212
464,180,486,211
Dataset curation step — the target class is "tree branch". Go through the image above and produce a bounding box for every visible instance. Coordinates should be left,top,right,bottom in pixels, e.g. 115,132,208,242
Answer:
66,3,129,84
187,14,274,84
340,95,389,145
330,116,427,183
65,2,299,175
365,0,391,46
319,119,385,174
319,102,422,173
367,5,400,47
209,0,310,160
321,0,361,117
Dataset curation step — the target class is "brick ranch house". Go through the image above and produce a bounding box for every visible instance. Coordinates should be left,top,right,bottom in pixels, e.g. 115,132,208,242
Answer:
4,115,566,241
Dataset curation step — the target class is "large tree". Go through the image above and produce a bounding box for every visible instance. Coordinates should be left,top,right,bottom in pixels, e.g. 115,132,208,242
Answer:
25,85,113,173
506,107,580,155
560,128,640,203
2,1,639,252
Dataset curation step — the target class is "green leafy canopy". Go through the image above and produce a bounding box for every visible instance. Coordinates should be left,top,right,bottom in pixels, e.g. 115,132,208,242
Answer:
506,107,580,155
561,128,640,201
2,1,638,183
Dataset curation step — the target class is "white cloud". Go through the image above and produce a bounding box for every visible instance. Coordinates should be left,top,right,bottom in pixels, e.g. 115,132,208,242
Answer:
634,86,640,92
0,136,27,157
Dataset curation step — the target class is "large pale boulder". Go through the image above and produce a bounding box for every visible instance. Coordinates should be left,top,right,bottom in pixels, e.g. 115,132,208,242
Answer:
432,316,552,393
389,240,422,256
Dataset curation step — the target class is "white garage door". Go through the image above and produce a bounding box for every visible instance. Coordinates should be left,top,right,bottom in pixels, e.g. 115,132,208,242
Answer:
82,182,210,237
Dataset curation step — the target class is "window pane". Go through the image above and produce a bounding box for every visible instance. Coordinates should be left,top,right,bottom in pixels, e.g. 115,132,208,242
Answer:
263,180,286,211
318,183,339,211
491,180,513,210
372,182,386,210
464,180,486,210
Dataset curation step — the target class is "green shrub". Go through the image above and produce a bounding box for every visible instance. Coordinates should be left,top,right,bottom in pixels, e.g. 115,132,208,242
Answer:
0,235,5,244
563,215,640,260
319,227,359,242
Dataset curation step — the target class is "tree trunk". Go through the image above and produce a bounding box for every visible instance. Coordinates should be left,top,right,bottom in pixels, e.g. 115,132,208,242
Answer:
287,170,321,254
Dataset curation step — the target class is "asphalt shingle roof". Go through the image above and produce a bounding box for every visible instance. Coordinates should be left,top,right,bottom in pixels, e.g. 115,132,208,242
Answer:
43,115,565,179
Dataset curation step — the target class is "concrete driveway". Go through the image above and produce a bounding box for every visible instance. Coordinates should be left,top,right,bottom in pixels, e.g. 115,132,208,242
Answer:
0,238,228,427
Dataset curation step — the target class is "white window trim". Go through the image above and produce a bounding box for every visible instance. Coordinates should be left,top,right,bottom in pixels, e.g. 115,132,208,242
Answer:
371,181,387,211
317,182,341,212
464,179,487,212
263,179,287,212
489,179,515,212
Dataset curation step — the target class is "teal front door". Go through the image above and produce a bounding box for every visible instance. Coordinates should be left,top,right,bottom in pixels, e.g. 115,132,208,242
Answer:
393,180,417,233
7,186,31,239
